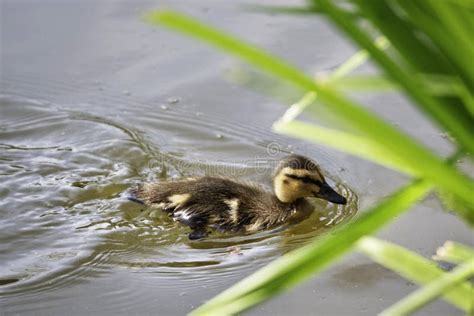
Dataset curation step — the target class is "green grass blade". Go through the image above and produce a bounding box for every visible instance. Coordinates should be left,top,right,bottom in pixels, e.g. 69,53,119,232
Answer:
357,237,474,312
145,10,474,209
429,1,474,57
276,37,390,121
354,0,453,74
446,0,474,9
393,1,474,118
438,189,474,225
457,86,474,118
273,120,416,175
382,259,474,315
190,179,433,315
328,74,398,91
314,0,474,156
329,74,474,110
417,74,474,118
330,36,389,79
276,92,318,124
409,0,474,87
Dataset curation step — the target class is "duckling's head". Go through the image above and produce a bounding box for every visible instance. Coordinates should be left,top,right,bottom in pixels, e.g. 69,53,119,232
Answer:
273,154,347,205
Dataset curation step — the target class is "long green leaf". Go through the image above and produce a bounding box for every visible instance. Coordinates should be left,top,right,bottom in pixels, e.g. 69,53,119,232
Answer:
353,0,453,74
190,179,433,315
313,0,474,156
145,10,474,209
274,37,390,123
383,259,474,315
446,0,474,9
328,74,398,91
190,152,461,315
250,2,474,138
382,258,474,315
273,120,416,175
399,0,474,87
330,36,389,79
392,1,474,119
357,0,474,118
357,237,474,312
329,74,474,113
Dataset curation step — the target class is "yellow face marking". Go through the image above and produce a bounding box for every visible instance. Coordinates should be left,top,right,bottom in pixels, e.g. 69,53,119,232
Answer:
224,198,240,224
278,167,324,182
273,167,324,203
274,170,297,203
168,193,191,208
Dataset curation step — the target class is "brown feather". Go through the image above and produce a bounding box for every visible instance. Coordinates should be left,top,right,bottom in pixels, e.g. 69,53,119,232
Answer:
130,176,312,236
128,155,345,240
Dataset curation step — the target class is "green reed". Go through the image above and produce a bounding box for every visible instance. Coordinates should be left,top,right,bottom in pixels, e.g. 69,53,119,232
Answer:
144,1,474,314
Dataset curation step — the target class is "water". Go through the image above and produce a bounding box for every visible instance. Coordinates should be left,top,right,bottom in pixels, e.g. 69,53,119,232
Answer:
1,1,472,315
0,89,357,314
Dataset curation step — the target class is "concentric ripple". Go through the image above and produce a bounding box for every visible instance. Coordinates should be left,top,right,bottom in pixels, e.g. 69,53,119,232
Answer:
0,79,358,309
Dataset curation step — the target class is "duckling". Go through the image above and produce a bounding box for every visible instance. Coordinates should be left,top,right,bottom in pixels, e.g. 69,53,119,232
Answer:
129,154,347,240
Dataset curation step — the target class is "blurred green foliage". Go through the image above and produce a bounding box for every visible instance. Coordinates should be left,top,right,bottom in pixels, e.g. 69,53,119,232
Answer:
145,1,474,314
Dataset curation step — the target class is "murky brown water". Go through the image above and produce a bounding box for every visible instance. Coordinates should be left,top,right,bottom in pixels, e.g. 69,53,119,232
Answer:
1,1,472,315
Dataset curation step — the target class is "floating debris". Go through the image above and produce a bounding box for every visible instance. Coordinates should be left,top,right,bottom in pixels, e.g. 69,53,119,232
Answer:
71,181,90,188
122,90,131,96
228,246,243,255
167,97,180,104
439,131,455,141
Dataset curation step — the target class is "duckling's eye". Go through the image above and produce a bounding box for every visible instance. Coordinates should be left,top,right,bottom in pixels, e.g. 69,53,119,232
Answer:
285,174,322,186
283,179,289,185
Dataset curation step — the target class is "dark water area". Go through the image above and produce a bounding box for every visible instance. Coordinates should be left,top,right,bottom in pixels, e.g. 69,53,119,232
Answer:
1,1,472,315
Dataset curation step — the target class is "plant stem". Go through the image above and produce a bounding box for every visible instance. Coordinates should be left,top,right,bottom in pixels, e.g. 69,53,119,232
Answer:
381,258,474,316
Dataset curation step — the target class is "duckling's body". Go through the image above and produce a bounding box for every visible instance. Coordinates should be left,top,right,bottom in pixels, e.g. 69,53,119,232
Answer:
129,155,346,240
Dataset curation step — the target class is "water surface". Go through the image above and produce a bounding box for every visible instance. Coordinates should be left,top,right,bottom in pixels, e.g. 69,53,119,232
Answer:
1,1,472,315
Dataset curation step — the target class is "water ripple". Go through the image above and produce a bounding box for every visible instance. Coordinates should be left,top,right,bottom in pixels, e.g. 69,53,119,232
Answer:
0,87,357,306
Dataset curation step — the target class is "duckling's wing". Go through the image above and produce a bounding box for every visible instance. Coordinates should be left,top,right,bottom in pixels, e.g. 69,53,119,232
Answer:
129,177,266,231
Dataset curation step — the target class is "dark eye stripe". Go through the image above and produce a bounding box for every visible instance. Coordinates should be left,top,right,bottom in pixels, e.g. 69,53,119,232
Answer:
285,174,323,186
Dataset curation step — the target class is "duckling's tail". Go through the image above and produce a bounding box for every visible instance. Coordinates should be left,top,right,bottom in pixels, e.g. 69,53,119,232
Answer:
127,186,145,205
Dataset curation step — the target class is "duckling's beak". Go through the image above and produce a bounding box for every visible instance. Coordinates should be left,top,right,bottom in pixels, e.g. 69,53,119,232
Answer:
314,182,347,205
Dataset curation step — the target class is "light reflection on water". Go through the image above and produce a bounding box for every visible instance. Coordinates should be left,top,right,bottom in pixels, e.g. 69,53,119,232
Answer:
0,93,357,308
